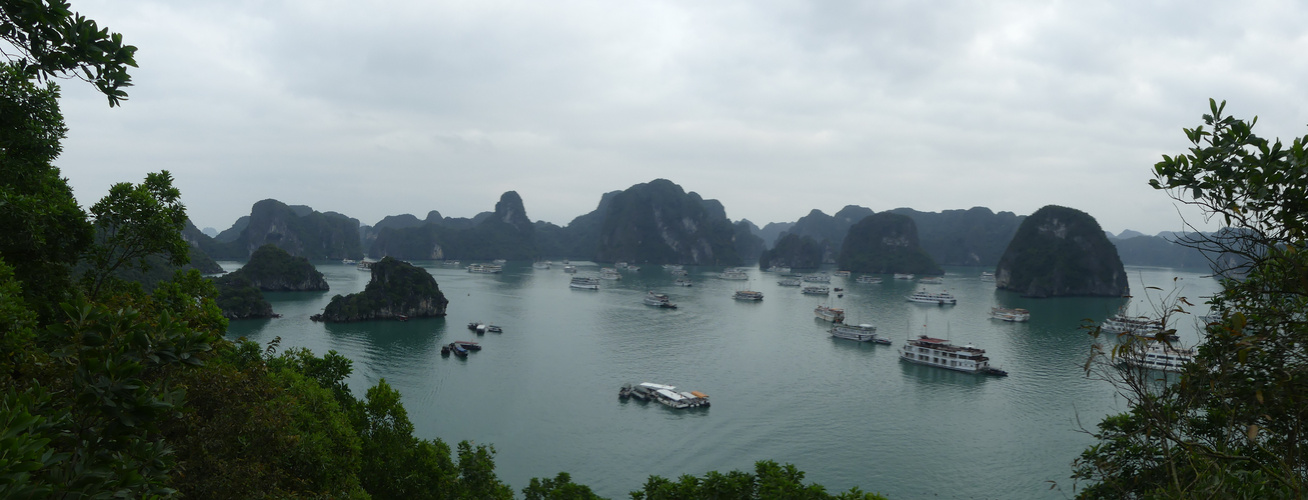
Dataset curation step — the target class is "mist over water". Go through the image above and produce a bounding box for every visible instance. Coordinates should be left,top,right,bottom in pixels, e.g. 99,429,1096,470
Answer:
226,262,1219,499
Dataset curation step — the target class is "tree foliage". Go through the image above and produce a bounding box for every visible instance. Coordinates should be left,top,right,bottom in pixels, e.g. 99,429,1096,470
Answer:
0,0,137,106
1074,100,1308,498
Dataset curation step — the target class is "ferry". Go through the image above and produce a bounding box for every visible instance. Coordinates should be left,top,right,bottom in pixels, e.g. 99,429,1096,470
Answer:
802,274,831,283
733,290,764,301
467,263,503,274
893,273,915,280
831,323,889,344
443,260,461,267
643,291,677,309
989,307,1031,322
1101,310,1176,340
900,336,1006,376
1121,341,1195,373
856,275,882,284
674,278,693,287
563,265,577,273
719,270,749,280
907,289,958,305
980,271,996,282
619,382,710,409
802,285,830,295
833,270,851,277
814,305,845,323
569,276,600,290
919,276,944,285
778,278,802,287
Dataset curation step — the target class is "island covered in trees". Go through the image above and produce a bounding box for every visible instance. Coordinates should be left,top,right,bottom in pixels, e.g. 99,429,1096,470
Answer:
312,257,449,322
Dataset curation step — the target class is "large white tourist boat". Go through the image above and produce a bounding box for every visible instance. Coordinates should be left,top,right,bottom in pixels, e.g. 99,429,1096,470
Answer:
814,305,845,323
900,336,1006,375
831,323,888,344
989,307,1031,322
569,276,600,290
1121,341,1195,373
893,273,915,280
719,270,749,280
907,289,957,305
802,274,831,283
778,278,802,287
467,263,503,274
1101,309,1176,340
802,285,830,295
563,265,577,273
856,275,882,284
643,291,677,309
619,382,710,409
733,290,764,301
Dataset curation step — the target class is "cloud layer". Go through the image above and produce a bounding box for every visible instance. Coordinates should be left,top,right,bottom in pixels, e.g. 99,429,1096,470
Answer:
50,0,1308,235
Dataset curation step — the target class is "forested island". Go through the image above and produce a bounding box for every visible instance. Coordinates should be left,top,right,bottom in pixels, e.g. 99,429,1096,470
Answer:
995,205,1129,297
313,257,450,322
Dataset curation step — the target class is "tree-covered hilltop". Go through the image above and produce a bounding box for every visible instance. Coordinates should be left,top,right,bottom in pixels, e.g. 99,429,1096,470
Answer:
591,179,744,265
889,207,1025,266
368,191,537,260
213,275,275,319
993,205,1127,298
315,257,448,322
759,233,825,269
198,199,365,260
224,243,329,291
837,212,942,275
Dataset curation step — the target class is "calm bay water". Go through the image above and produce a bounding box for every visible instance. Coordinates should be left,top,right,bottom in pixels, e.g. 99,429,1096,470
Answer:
225,262,1221,499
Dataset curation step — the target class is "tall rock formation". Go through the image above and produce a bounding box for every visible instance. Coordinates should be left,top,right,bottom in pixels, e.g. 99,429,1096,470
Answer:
592,179,743,265
995,205,1128,298
759,233,825,270
367,191,536,260
204,199,363,260
889,207,1024,266
836,212,941,275
313,257,449,322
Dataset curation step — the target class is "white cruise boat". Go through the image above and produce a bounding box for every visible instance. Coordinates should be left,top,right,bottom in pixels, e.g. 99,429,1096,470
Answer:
802,274,831,283
643,291,677,309
767,266,791,273
833,270,851,277
919,276,944,285
1122,341,1195,373
569,276,600,290
467,263,503,274
893,273,915,280
563,265,577,273
342,258,357,265
831,323,888,344
802,285,830,295
856,275,882,284
814,305,845,323
907,289,957,305
778,278,802,287
662,264,684,271
900,336,1006,375
619,382,710,409
733,290,764,301
1101,311,1164,335
443,260,461,267
989,307,1031,322
719,270,749,280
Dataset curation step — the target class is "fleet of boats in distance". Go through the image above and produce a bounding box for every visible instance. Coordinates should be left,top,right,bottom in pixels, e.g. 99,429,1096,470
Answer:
410,260,1209,381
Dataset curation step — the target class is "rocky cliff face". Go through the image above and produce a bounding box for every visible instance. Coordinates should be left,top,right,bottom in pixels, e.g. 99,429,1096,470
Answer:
225,244,329,291
314,257,448,322
995,205,1128,298
205,199,363,260
759,233,824,269
836,212,942,275
889,207,1024,266
367,191,536,260
592,179,742,265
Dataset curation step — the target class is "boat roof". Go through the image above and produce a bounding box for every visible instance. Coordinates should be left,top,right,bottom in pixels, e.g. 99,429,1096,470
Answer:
639,382,677,390
656,389,685,400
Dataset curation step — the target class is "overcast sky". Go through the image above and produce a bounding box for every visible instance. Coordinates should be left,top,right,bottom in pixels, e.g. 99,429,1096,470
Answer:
46,0,1308,236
